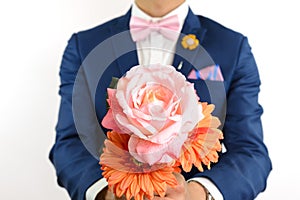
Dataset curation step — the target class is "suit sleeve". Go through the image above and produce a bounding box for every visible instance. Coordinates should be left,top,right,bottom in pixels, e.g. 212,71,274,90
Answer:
194,37,272,200
49,34,103,200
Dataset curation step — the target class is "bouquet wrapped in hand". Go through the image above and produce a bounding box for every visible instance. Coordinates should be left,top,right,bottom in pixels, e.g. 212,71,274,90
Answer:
100,64,223,200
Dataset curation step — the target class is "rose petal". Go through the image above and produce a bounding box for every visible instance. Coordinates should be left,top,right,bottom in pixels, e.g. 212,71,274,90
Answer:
115,114,147,139
128,132,188,165
180,85,203,133
102,109,123,133
128,136,169,165
148,120,181,144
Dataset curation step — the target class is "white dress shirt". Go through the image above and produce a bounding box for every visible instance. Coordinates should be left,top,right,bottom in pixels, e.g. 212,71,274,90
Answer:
86,2,223,200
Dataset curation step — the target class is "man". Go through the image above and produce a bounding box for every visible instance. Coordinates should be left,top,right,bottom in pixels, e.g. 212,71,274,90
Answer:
49,0,272,199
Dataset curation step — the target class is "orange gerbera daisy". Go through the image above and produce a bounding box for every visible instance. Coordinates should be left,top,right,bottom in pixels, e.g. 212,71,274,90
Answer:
100,131,180,200
179,102,224,172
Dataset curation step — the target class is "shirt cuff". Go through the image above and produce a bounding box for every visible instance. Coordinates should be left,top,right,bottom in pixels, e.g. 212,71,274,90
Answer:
188,177,223,200
85,178,108,200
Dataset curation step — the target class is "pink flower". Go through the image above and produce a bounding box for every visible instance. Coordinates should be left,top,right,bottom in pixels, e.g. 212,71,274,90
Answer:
102,64,203,165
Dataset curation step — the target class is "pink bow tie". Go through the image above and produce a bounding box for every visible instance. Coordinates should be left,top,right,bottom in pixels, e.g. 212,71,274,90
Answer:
129,15,180,42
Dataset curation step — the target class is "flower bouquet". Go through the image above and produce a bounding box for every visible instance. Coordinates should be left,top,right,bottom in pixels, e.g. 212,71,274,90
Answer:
100,64,223,200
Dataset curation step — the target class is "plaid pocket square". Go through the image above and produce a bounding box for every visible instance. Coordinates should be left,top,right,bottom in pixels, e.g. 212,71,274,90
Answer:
188,64,224,81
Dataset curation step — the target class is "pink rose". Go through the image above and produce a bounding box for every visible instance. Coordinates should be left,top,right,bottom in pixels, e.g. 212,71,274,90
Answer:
102,64,203,165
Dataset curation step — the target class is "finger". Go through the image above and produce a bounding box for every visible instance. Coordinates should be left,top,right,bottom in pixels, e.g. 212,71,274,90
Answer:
105,190,125,200
165,186,185,198
172,172,186,185
164,173,187,198
114,195,126,200
104,190,115,200
165,173,185,192
152,197,175,200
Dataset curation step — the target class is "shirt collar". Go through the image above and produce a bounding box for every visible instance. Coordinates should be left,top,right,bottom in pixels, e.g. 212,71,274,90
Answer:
131,1,189,31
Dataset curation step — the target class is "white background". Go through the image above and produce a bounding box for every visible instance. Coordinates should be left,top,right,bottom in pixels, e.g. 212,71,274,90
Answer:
0,0,299,199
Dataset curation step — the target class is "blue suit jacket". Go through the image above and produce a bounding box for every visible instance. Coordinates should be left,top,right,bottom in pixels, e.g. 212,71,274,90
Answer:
49,8,272,200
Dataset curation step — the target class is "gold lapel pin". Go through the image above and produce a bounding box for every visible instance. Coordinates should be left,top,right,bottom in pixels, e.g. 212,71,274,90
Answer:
181,34,199,50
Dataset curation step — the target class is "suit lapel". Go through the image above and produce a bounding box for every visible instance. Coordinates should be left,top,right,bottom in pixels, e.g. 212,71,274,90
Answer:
109,8,139,75
173,8,210,77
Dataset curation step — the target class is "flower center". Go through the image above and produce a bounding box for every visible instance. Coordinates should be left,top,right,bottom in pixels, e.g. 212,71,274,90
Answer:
186,38,195,46
132,82,182,135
